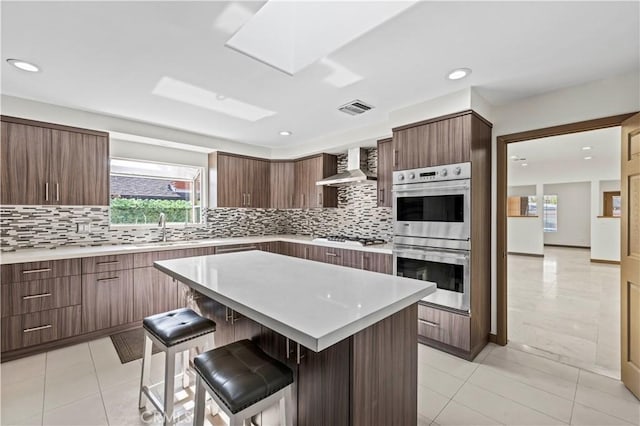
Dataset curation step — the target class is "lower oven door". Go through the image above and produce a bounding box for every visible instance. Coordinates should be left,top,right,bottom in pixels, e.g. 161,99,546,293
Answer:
393,245,470,312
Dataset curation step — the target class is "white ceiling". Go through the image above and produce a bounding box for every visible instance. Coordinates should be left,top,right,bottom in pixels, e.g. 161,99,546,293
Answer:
1,1,638,150
508,126,621,185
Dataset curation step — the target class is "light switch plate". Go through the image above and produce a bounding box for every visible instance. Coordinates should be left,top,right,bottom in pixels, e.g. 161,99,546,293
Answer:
76,222,91,233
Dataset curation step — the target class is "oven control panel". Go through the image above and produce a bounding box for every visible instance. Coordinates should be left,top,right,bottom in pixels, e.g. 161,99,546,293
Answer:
392,162,471,185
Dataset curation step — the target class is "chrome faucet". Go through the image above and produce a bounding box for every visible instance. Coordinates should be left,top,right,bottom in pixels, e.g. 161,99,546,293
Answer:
158,212,167,242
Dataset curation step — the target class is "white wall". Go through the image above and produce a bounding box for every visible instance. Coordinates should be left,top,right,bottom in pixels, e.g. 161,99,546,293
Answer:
489,71,639,333
507,184,544,255
110,139,208,168
0,95,271,158
543,182,591,247
591,179,621,262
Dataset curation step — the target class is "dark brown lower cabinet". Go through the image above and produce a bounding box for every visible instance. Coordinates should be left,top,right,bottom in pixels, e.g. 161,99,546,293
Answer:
195,297,417,426
1,276,82,317
82,270,133,333
417,303,470,353
132,267,178,321
1,305,82,352
362,252,393,274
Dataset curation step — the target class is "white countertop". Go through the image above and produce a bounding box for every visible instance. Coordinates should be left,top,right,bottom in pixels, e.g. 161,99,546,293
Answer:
155,251,433,352
0,235,392,265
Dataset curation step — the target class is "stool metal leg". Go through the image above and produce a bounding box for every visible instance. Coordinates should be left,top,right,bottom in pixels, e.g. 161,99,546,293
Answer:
182,350,190,389
193,375,206,426
163,350,176,426
139,334,153,409
280,385,293,426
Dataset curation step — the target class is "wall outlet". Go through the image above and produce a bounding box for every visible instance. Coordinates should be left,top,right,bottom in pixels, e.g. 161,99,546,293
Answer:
76,222,91,233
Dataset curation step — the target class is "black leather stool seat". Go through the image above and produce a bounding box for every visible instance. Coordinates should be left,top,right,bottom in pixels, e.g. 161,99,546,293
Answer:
194,339,294,414
142,308,216,347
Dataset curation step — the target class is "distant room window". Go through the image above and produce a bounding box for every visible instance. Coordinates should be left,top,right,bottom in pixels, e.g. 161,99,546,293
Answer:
603,191,621,217
543,195,558,232
110,158,203,225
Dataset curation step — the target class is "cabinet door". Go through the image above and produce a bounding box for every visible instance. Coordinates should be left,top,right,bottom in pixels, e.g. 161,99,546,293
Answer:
270,161,295,209
376,139,393,207
1,121,51,205
133,267,178,321
306,245,329,263
217,154,245,207
330,248,363,269
306,156,323,209
278,242,307,258
82,134,110,205
362,252,392,274
82,270,134,332
294,159,308,208
50,130,85,205
246,158,270,208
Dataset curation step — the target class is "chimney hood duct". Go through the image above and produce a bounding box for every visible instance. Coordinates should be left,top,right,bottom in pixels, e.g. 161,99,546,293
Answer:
316,147,377,187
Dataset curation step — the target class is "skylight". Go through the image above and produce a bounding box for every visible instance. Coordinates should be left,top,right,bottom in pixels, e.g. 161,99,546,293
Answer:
225,1,416,75
152,76,276,121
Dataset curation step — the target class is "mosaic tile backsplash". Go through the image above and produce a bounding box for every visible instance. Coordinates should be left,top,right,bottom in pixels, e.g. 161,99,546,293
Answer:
0,149,392,251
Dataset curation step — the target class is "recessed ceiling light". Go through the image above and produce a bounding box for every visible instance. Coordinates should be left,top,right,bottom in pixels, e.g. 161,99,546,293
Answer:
447,68,472,80
521,163,528,167
584,156,592,160
510,155,519,160
216,94,226,101
6,58,39,72
582,146,592,150
279,131,292,136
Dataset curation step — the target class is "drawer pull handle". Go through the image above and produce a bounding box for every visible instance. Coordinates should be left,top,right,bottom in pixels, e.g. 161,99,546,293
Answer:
23,293,52,300
217,246,257,254
97,277,119,282
24,324,52,333
326,252,338,257
418,319,440,328
22,268,51,274
97,261,120,265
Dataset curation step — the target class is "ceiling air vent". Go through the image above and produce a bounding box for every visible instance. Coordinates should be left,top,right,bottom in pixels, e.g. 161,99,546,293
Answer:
338,99,374,116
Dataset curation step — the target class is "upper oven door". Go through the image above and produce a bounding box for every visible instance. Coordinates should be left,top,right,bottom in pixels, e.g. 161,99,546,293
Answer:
393,179,470,241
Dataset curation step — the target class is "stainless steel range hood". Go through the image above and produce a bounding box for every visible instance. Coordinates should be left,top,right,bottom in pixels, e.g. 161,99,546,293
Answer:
316,147,377,187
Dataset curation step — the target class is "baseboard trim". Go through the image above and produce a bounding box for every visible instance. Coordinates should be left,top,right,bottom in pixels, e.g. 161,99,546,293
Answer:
507,251,544,257
489,333,498,344
590,258,620,265
544,244,590,249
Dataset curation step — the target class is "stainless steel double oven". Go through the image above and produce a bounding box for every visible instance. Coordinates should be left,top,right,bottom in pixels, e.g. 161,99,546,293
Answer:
392,162,471,312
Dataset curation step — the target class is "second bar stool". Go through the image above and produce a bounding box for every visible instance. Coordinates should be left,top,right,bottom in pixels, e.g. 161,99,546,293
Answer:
193,339,294,426
139,308,216,426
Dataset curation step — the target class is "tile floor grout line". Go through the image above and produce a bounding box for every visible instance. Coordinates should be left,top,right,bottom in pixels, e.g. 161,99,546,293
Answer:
568,369,581,425
479,353,577,402
87,342,111,426
432,348,506,426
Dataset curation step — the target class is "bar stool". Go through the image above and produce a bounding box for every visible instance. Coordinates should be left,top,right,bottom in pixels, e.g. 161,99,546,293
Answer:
139,308,216,426
193,339,294,426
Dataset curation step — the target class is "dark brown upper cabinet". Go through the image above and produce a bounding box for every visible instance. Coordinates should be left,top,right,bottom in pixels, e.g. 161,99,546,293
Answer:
294,154,338,209
391,110,491,171
376,138,393,207
1,116,109,206
270,161,295,209
209,152,270,208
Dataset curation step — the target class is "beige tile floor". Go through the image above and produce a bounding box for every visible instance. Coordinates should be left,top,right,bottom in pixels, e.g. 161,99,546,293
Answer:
1,337,638,426
508,247,621,378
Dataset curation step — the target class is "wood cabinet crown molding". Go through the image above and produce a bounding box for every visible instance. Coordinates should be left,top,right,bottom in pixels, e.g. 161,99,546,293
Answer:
1,115,109,137
391,109,492,132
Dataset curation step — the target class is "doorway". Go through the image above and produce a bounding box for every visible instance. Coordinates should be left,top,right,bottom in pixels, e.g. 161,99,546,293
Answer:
496,113,636,377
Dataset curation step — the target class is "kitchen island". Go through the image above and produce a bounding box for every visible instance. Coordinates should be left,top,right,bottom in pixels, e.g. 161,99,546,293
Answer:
155,250,435,426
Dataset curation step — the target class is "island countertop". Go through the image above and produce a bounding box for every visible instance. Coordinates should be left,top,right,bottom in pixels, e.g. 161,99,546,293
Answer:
155,250,435,352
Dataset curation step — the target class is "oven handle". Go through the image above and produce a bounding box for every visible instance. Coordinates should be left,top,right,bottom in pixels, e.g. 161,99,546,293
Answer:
394,247,470,263
392,184,469,192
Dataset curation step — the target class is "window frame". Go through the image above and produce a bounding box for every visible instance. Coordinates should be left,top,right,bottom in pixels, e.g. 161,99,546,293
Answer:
109,157,206,228
542,194,558,233
603,191,621,217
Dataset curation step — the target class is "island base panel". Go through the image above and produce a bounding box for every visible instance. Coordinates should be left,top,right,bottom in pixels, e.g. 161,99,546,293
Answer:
191,289,418,426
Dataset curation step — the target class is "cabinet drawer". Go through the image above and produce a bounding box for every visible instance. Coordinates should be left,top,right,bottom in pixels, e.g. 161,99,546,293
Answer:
1,276,82,317
1,305,82,352
417,304,470,351
1,258,81,283
215,244,260,255
82,254,134,273
82,270,134,333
